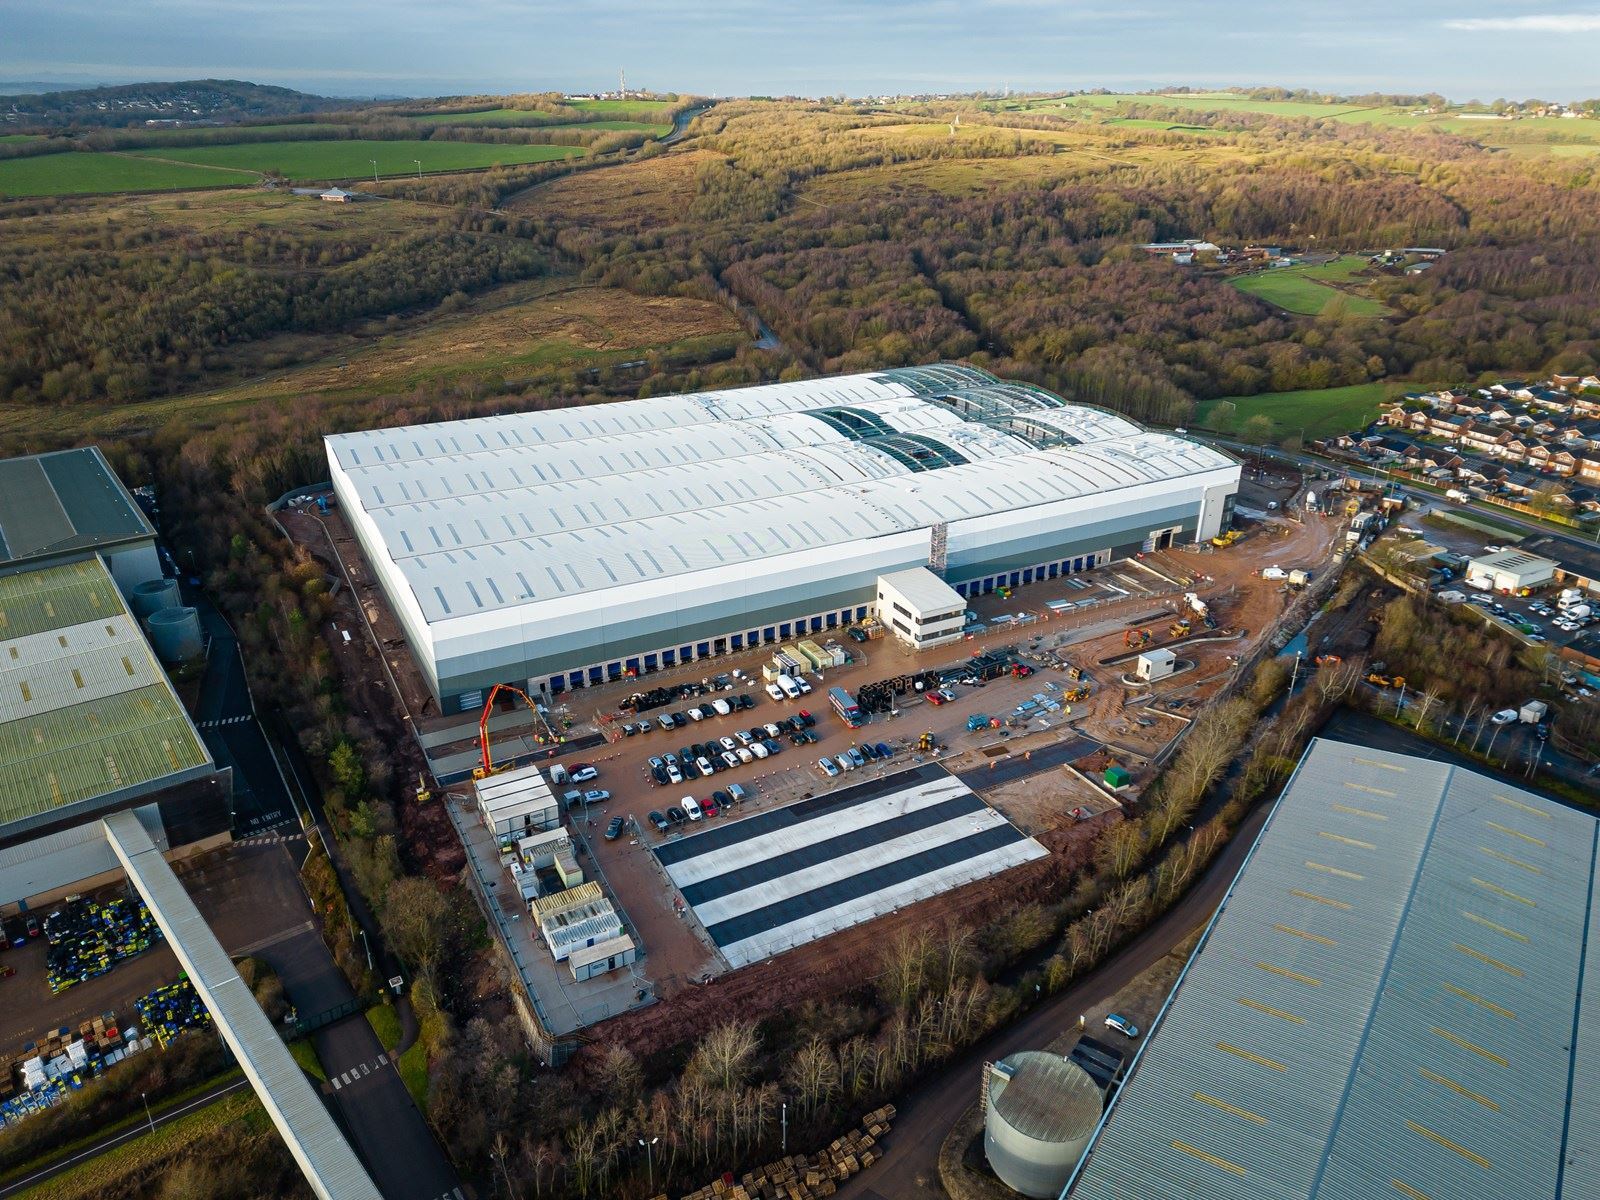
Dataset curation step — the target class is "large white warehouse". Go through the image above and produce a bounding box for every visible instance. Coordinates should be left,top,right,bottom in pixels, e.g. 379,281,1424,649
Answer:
326,365,1239,713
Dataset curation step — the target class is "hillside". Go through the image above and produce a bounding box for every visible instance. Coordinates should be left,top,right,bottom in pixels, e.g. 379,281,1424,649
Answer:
1,78,348,129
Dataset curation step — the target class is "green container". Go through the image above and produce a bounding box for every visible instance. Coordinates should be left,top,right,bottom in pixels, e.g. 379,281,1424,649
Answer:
1104,766,1132,789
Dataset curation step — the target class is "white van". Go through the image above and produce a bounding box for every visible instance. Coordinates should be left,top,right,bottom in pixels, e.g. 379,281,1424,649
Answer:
712,698,732,717
776,674,802,700
681,796,703,821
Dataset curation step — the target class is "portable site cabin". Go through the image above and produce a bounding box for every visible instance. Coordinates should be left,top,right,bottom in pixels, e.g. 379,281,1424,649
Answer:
568,934,637,981
515,828,581,889
1134,648,1177,682
476,763,560,839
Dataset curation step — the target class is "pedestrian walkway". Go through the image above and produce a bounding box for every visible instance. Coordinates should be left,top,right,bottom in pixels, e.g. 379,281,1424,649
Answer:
327,1051,390,1091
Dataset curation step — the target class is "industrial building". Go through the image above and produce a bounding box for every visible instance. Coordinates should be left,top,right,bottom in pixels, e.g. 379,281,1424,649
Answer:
984,1052,1102,1199
876,566,966,650
1466,548,1559,593
1065,737,1600,1200
325,365,1240,713
0,447,162,592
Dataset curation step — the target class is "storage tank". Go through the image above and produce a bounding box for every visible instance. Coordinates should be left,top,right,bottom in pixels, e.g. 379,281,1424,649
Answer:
984,1052,1102,1198
145,607,204,663
129,577,180,618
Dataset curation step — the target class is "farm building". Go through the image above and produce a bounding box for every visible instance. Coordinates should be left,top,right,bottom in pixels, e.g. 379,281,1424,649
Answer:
1466,548,1558,593
326,364,1239,712
1066,737,1600,1200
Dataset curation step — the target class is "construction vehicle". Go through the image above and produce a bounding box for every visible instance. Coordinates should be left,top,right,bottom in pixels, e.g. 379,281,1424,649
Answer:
966,714,993,732
918,731,938,752
1169,619,1192,638
1123,628,1153,648
1366,672,1406,689
1313,654,1342,667
414,774,432,804
473,683,561,779
1210,529,1243,548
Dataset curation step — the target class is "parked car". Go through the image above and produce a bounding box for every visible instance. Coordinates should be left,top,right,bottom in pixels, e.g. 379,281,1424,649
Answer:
1490,709,1519,725
762,738,783,756
604,817,625,840
702,795,720,817
1104,1013,1140,1039
766,682,786,701
719,735,738,752
858,741,878,761
697,756,716,776
797,709,816,727
713,698,733,717
737,746,755,763
666,763,683,785
582,789,610,805
687,707,705,722
728,783,749,804
670,711,688,728
712,789,733,809
666,806,687,825
570,765,599,783
657,714,675,731
736,694,756,710
926,691,948,707
735,728,755,745
620,722,637,737
836,754,855,773
648,810,670,833
721,751,740,770
763,722,782,739
650,765,668,786
750,742,769,760
875,742,893,758
681,797,703,821
818,757,840,778
648,755,664,772
846,746,866,768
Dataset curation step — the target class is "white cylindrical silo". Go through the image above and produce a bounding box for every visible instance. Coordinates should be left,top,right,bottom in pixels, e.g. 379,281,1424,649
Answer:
129,577,180,618
984,1051,1102,1198
145,606,204,663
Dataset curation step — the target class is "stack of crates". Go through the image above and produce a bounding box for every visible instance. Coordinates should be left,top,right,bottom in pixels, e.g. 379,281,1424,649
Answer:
134,977,210,1048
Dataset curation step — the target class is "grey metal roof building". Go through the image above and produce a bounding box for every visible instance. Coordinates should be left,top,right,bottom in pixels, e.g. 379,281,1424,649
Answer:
0,447,160,592
327,366,1239,713
1065,737,1600,1200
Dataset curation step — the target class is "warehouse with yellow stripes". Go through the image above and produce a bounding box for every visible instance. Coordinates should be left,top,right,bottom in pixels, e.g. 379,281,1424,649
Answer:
1064,737,1600,1200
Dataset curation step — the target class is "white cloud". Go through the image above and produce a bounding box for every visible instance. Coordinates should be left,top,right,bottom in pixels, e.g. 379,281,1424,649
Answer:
1445,13,1600,32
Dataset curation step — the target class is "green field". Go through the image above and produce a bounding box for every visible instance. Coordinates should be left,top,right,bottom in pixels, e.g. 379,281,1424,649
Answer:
414,107,552,124
0,151,252,196
127,138,583,179
1195,381,1402,442
1232,255,1388,317
0,134,42,143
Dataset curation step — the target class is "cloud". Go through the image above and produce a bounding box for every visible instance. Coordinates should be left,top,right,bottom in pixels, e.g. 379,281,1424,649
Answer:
1444,13,1600,32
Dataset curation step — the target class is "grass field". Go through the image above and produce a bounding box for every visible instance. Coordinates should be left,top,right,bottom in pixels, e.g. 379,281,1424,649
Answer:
127,138,583,180
1232,255,1388,317
1195,381,1403,442
414,107,551,124
0,151,253,196
0,134,43,143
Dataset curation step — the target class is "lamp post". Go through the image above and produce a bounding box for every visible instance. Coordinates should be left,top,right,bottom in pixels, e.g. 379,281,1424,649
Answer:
370,159,379,185
413,159,422,180
639,1136,659,1190
142,1091,154,1134
781,1101,788,1153
359,927,372,971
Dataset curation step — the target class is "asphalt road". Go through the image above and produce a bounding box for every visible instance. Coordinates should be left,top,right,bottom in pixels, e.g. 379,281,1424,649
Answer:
834,790,1277,1200
193,596,298,836
0,1076,252,1199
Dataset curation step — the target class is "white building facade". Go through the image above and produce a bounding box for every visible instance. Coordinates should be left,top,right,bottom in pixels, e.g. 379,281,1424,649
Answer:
326,366,1240,713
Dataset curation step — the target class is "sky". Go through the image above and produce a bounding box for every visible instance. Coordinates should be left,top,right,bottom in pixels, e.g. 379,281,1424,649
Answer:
6,0,1600,99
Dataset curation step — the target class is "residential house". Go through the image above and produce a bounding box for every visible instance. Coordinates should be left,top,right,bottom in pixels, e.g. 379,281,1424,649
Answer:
1527,445,1578,475
1577,457,1600,484
1500,467,1544,497
1459,422,1510,455
1500,437,1531,462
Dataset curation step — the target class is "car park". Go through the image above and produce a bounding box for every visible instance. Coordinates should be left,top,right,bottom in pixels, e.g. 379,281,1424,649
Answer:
666,806,687,824
604,816,625,840
570,765,599,783
719,735,738,752
1105,1013,1140,1039
682,797,703,821
582,789,610,804
818,757,840,777
721,751,740,770
648,810,670,832
738,746,755,763
736,694,756,710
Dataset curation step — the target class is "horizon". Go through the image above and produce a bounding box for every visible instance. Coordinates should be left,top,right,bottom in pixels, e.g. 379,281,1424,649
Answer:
7,0,1600,101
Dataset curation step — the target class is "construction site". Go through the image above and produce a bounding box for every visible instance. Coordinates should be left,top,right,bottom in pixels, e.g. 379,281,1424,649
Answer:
279,467,1343,1060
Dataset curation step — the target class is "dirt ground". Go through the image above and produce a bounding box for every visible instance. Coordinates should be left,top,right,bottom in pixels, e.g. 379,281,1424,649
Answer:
283,485,1343,1043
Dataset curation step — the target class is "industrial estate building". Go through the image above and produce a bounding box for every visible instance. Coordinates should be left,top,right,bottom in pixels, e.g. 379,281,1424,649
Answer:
0,450,231,909
326,364,1240,713
1466,548,1559,594
1065,737,1600,1200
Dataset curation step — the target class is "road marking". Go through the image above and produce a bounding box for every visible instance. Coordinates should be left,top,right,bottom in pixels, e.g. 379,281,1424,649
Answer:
377,1052,388,1067
1406,1120,1492,1170
1443,983,1515,1020
1171,1140,1247,1176
1290,888,1351,910
1431,1026,1508,1067
360,1062,370,1076
331,1075,342,1090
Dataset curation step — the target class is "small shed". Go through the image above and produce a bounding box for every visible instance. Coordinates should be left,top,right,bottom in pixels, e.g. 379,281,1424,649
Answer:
320,187,355,203
568,934,637,981
1104,766,1132,790
1134,648,1177,682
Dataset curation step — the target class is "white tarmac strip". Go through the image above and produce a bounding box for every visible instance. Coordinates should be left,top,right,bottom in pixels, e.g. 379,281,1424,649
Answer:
663,776,972,888
690,807,1015,927
718,839,1050,968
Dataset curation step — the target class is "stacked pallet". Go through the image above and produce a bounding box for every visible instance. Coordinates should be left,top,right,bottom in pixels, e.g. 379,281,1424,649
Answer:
677,1107,895,1200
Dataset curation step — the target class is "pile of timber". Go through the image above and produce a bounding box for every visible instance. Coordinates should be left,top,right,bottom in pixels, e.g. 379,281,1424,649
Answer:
672,1106,896,1200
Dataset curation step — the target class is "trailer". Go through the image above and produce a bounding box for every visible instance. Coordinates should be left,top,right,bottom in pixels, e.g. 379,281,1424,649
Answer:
829,686,864,727
1520,699,1549,725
